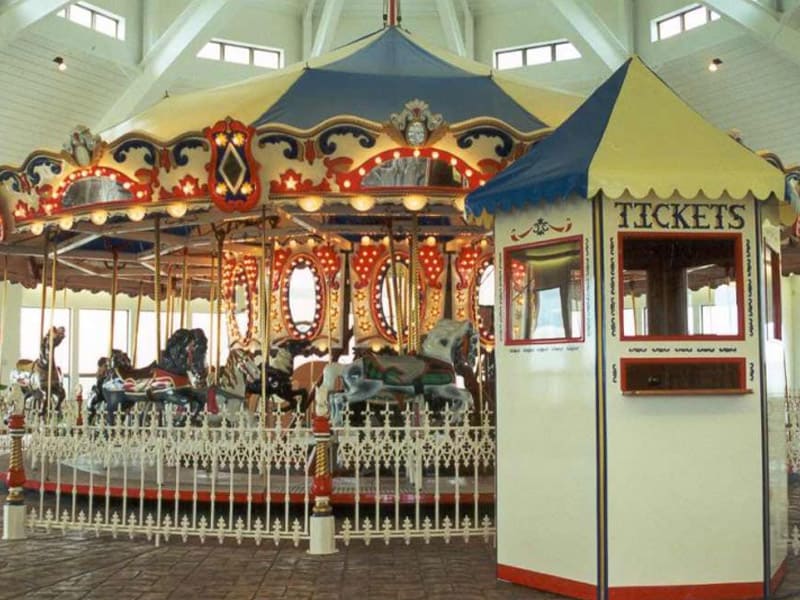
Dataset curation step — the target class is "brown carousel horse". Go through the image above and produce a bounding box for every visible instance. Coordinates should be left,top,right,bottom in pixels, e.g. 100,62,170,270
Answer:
100,328,208,424
9,326,66,417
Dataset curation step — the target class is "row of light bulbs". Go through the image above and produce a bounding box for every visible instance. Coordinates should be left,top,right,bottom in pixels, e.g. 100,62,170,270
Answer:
298,194,466,213
27,201,191,235
26,191,467,236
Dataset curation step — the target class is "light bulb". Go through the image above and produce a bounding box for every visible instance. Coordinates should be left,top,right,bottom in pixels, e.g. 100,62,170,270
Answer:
402,194,427,211
166,202,187,219
350,195,375,212
90,210,107,225
30,221,44,236
58,214,74,230
298,195,323,212
127,205,146,222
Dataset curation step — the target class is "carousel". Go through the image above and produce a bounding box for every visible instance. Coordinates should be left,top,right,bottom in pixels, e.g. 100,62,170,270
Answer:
0,7,585,553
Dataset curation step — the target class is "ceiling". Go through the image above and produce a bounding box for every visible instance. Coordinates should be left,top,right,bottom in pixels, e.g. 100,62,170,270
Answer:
0,0,797,168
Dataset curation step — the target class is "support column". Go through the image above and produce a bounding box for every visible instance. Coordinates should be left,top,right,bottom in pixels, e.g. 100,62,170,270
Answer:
309,390,336,554
3,407,27,540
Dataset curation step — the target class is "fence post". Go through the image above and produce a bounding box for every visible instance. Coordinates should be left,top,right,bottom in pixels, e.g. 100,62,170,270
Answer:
3,407,27,540
309,386,336,554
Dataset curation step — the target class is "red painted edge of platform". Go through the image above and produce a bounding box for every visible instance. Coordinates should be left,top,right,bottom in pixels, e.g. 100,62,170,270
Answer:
497,564,596,600
2,471,493,505
770,557,787,594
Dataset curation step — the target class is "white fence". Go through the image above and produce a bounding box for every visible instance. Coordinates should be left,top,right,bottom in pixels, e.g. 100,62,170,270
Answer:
2,402,496,549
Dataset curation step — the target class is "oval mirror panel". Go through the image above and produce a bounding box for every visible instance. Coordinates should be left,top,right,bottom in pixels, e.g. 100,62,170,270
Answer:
287,263,320,335
476,263,495,343
233,281,249,340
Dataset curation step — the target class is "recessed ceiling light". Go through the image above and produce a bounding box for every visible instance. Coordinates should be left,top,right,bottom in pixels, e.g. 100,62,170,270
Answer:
708,57,723,72
53,56,67,71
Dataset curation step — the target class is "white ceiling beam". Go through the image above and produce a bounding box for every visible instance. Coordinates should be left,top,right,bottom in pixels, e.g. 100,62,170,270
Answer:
0,0,71,50
303,0,317,61
705,0,800,68
548,0,629,71
436,0,466,57
459,0,474,59
95,0,232,130
310,0,343,58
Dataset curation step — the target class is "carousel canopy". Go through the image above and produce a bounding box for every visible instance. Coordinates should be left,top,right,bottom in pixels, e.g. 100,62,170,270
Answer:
466,56,788,221
103,26,582,140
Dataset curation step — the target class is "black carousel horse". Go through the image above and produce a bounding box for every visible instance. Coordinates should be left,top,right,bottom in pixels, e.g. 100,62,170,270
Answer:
101,328,208,424
244,339,313,414
10,326,67,417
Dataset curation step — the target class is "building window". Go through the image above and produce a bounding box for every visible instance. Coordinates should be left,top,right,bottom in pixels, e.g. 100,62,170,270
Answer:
494,40,581,71
56,2,125,40
504,236,584,344
197,39,284,69
619,233,742,340
653,4,720,41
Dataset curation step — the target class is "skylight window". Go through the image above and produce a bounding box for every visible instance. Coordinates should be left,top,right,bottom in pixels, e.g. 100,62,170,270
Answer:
494,40,581,71
56,2,125,40
653,4,720,41
197,39,284,69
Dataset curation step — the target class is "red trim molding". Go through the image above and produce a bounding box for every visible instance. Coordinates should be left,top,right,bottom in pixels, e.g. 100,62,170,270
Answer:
497,564,596,600
609,581,762,600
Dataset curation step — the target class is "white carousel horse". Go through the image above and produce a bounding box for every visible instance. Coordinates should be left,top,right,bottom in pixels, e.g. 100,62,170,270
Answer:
316,319,479,425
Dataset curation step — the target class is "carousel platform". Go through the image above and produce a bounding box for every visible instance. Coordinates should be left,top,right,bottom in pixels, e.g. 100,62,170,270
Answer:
1,454,495,506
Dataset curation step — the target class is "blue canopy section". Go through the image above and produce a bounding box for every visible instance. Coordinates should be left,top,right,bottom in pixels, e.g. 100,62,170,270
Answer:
253,28,546,132
466,59,631,216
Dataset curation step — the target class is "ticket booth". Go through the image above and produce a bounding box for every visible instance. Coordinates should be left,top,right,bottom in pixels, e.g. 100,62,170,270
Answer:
467,58,789,600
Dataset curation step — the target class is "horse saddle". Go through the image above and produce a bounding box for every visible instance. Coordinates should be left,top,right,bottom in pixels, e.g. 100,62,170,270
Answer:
114,362,157,381
362,354,454,387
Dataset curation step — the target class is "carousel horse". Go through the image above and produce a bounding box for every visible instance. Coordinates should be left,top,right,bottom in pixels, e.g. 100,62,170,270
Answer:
198,345,263,423
101,328,208,423
243,339,314,414
317,319,478,425
9,326,67,417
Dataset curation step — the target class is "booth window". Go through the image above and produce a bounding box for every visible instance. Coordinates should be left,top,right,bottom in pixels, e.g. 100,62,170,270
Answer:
504,237,584,344
620,233,742,340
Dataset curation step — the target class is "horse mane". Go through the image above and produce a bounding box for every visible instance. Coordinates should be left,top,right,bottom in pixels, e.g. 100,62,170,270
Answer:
159,328,208,374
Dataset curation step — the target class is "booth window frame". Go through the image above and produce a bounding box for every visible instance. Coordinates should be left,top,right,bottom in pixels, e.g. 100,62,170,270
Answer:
503,235,585,346
620,356,748,395
618,231,745,342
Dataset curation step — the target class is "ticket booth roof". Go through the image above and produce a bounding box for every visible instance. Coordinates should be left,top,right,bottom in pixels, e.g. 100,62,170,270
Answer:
466,57,787,221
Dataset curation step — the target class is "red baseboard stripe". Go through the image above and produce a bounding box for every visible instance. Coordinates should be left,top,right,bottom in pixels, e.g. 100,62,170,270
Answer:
609,581,762,600
497,564,596,600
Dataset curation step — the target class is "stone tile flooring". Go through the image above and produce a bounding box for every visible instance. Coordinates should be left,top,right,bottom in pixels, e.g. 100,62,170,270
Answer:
0,490,558,600
4,484,800,599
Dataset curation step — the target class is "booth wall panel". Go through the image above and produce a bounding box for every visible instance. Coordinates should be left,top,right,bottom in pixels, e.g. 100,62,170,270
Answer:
495,202,598,591
603,197,764,588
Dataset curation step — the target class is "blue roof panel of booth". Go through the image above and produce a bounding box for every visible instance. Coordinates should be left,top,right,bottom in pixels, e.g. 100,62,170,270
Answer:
253,28,546,132
465,59,629,216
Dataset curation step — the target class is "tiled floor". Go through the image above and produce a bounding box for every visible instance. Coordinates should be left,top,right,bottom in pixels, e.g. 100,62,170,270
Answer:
4,485,800,599
0,489,556,600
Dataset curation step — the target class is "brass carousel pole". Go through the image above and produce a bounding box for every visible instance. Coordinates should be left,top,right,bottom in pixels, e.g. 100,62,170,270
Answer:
165,267,174,336
388,228,405,355
409,215,420,353
132,283,143,366
108,250,118,358
39,239,48,341
154,215,162,363
180,248,188,329
260,210,269,414
208,252,216,381
0,256,8,385
214,227,225,385
46,237,58,418
473,277,484,418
